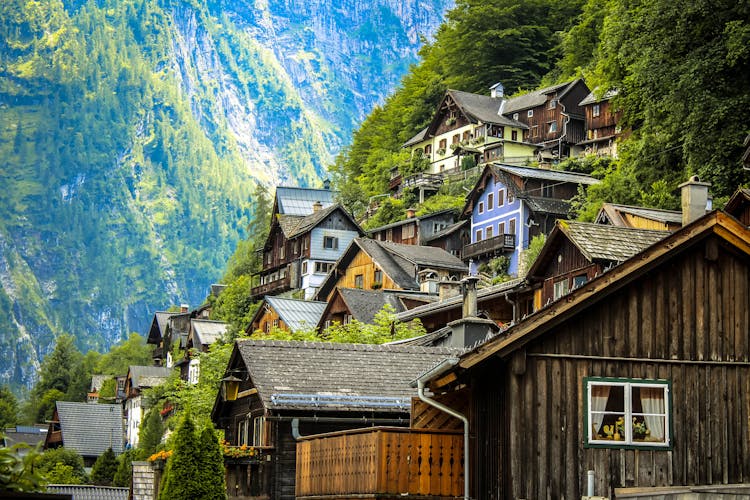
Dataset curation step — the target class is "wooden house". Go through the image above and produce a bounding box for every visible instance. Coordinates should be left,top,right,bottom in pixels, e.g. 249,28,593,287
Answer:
315,287,434,331
145,305,201,368
248,296,326,335
401,86,535,178
725,187,750,226
502,79,590,161
45,402,124,466
526,220,668,307
368,208,458,246
413,210,750,498
253,200,364,301
123,365,171,448
462,163,598,275
209,340,461,500
596,203,682,231
422,219,469,258
313,237,467,302
179,319,227,384
577,89,621,157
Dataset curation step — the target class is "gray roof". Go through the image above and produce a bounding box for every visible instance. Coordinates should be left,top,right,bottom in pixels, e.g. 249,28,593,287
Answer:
3,425,47,448
561,220,670,262
147,311,177,343
367,209,457,234
579,89,618,106
235,340,462,412
494,163,600,186
524,196,571,216
265,296,327,332
423,220,468,243
90,374,110,392
503,80,577,114
275,186,336,216
598,203,682,225
378,240,467,271
128,366,171,389
336,288,410,324
447,90,528,128
403,126,429,148
191,319,227,346
54,402,124,457
46,485,129,500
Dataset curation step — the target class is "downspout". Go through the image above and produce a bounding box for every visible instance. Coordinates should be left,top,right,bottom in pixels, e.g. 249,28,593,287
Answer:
504,292,517,324
415,357,469,500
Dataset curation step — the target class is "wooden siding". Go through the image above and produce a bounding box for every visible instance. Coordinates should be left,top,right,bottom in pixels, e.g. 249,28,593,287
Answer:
334,249,399,293
621,213,676,231
472,235,750,499
295,427,464,498
250,306,285,334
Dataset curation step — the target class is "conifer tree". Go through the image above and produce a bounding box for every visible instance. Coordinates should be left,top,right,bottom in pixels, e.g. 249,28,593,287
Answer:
90,448,117,486
196,426,227,500
158,414,200,500
138,408,164,457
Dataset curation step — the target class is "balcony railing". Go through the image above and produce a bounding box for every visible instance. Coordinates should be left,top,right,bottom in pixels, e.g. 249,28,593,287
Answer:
250,274,291,299
401,173,443,190
462,233,516,260
295,426,463,498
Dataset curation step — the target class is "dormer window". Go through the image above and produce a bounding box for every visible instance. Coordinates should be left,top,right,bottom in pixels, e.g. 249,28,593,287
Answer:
513,113,519,121
527,110,534,118
593,104,601,117
549,99,557,109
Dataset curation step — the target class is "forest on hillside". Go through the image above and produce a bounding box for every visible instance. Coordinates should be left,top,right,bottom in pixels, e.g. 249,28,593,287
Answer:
330,0,750,218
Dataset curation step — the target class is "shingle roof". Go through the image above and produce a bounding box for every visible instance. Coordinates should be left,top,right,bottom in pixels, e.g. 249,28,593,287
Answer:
46,485,129,500
599,203,682,226
275,186,336,216
235,340,462,411
579,89,618,106
447,90,528,128
128,366,171,389
493,163,600,185
524,196,571,216
337,288,408,324
378,240,468,271
503,80,577,114
54,402,124,457
367,209,457,234
191,319,227,346
560,220,670,262
403,126,429,148
265,297,327,332
423,220,468,243
147,311,177,344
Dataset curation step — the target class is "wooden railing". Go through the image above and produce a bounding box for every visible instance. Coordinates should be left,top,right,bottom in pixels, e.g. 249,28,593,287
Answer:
250,274,291,299
296,426,463,498
462,233,516,260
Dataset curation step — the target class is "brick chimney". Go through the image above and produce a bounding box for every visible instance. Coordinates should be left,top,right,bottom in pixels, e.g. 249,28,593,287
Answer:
312,200,322,212
679,176,711,226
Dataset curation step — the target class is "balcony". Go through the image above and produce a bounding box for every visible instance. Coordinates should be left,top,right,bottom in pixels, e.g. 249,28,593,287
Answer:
401,173,443,191
462,233,516,260
250,274,291,299
296,426,463,498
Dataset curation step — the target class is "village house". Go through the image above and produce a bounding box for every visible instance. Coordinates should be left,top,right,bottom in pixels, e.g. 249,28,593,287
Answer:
462,163,598,274
577,89,621,157
123,365,171,448
725,187,750,225
595,203,682,231
145,303,210,368
408,209,750,498
178,319,227,384
313,237,468,302
401,85,535,179
210,339,461,499
368,208,457,246
247,296,326,335
252,194,364,300
44,401,124,467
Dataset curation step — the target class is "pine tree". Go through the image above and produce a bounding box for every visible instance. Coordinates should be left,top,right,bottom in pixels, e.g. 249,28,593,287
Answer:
158,414,200,500
196,427,227,500
138,408,164,457
90,448,117,486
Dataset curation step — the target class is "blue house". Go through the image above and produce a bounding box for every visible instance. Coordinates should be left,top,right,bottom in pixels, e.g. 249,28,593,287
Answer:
461,164,598,276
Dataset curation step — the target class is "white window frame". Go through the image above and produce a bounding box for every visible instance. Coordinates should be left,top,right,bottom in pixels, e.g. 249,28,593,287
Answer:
323,236,338,250
238,417,250,446
513,113,519,121
252,416,268,447
487,192,494,211
592,104,601,117
585,378,671,449
475,229,482,242
478,201,484,214
485,225,494,239
553,278,569,300
527,109,534,118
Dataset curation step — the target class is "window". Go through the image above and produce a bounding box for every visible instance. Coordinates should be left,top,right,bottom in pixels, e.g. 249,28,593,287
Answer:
508,191,514,203
487,193,494,210
548,121,558,133
573,274,587,289
475,229,482,242
253,416,268,447
527,109,534,118
498,189,505,206
402,224,415,240
301,261,308,274
592,104,601,117
478,201,485,214
314,262,333,274
553,278,569,300
425,144,432,155
433,222,446,233
439,138,447,150
354,274,364,289
238,418,250,446
452,134,460,145
294,241,299,255
549,99,557,109
343,314,354,325
508,218,516,236
511,130,518,141
585,378,670,448
374,269,383,284
272,319,279,328
279,244,285,259
463,130,471,141
541,182,553,197
323,236,339,250
513,113,519,121
386,228,393,241
499,222,505,235
485,226,494,239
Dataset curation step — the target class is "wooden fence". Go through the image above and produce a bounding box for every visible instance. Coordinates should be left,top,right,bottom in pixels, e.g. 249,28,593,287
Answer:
295,426,463,498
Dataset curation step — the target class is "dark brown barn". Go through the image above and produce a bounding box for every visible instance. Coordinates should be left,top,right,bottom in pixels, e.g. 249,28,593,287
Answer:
418,211,750,498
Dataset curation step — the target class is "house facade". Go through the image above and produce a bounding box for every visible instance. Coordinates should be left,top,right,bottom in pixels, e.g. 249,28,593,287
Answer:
368,208,458,246
123,365,171,448
45,402,124,466
248,296,326,335
462,164,598,275
595,203,682,231
577,89,621,157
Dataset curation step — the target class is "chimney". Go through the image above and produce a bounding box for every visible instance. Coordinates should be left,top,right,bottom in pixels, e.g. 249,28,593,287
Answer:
445,275,499,348
406,207,416,219
439,280,462,301
323,178,331,190
462,275,480,318
679,176,711,226
490,82,504,99
180,303,189,313
312,200,322,212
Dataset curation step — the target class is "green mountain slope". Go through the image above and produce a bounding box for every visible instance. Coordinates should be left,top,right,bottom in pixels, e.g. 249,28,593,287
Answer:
0,0,451,389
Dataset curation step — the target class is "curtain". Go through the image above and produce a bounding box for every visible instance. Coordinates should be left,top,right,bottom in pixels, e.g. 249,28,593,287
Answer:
590,384,611,439
640,386,665,441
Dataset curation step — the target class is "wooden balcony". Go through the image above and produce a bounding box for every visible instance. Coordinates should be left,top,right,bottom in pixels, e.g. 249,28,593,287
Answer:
250,274,291,299
296,426,463,499
462,233,516,260
401,173,443,191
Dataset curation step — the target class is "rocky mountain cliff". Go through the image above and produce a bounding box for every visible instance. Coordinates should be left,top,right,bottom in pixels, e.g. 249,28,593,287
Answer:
0,0,451,390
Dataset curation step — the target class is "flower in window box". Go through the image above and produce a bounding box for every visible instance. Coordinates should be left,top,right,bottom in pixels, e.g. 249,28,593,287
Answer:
437,148,446,156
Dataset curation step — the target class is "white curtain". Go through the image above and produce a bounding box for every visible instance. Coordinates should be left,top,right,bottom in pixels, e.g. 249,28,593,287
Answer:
640,386,665,441
590,385,610,439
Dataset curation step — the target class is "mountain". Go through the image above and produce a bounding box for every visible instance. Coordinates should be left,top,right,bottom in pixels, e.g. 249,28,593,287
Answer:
0,0,452,390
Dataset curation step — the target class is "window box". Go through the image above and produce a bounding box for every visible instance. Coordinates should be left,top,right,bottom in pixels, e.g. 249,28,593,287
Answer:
585,377,671,449
437,148,446,156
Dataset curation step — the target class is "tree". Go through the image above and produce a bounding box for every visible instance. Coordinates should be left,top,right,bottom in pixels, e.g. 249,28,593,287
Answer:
113,448,142,488
0,386,19,429
0,442,44,492
138,408,164,458
196,427,227,500
158,414,200,499
95,333,154,376
90,448,117,486
37,447,87,485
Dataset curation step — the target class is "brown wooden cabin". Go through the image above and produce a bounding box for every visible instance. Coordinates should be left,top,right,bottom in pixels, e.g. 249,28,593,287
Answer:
502,79,590,160
596,203,683,232
210,340,461,500
247,296,326,335
368,208,458,246
577,89,622,157
416,211,750,499
422,219,469,258
725,187,750,226
526,220,669,307
313,237,467,302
